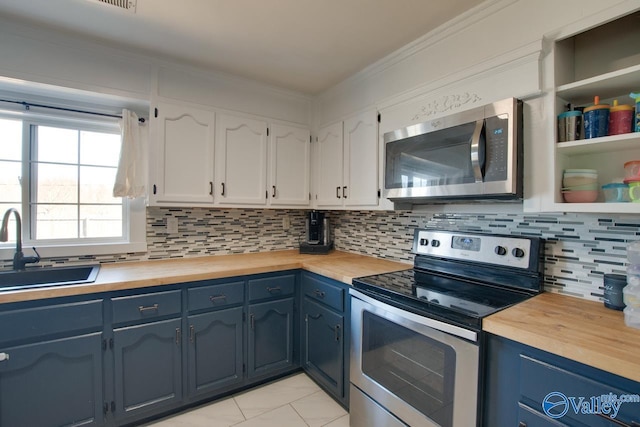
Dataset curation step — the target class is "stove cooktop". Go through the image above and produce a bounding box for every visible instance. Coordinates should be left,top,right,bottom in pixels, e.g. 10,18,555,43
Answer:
352,268,532,330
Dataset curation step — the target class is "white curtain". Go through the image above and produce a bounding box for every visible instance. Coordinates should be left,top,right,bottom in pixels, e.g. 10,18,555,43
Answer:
113,109,148,199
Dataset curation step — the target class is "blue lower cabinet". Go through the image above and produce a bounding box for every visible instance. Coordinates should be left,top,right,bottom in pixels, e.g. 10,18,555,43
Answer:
484,333,640,427
112,318,183,423
302,298,344,398
0,333,104,427
187,307,244,397
247,297,295,378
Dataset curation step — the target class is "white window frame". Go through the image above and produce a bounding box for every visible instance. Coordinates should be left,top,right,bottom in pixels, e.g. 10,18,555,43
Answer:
0,109,147,260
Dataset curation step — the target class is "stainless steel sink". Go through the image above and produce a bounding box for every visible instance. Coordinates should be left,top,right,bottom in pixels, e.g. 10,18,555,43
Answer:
0,264,100,290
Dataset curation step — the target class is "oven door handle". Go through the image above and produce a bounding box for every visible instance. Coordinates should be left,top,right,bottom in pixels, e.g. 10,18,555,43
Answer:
349,288,478,342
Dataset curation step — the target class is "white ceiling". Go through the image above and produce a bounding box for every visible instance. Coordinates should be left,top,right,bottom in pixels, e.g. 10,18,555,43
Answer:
0,0,485,95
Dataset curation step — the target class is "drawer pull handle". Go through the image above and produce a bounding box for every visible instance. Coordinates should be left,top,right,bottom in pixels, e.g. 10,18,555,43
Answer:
209,294,227,302
336,186,341,199
138,304,159,313
343,186,347,199
189,325,195,343
0,352,9,362
250,314,255,330
314,289,325,298
175,328,181,345
335,324,341,341
518,422,526,427
267,286,281,293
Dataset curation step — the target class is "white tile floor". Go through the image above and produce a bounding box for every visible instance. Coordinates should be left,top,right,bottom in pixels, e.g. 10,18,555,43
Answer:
143,373,349,427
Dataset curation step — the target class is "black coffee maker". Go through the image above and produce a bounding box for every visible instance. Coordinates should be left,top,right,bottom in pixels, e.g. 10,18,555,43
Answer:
299,211,333,254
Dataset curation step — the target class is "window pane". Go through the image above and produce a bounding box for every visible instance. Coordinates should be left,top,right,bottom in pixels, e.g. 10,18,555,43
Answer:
0,161,22,203
35,164,78,204
80,166,119,204
80,131,121,166
33,204,78,239
36,126,78,164
0,204,21,244
80,205,122,238
0,118,22,161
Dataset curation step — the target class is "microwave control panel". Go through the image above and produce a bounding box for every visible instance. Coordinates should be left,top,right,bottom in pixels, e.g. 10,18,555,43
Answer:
483,115,509,182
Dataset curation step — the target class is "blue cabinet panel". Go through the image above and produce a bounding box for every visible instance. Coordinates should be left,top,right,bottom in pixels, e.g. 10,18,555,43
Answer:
0,333,104,427
187,281,244,312
0,299,103,344
248,273,296,302
484,333,640,427
112,290,181,325
302,273,344,312
303,297,344,398
247,297,294,377
188,307,244,397
113,318,183,422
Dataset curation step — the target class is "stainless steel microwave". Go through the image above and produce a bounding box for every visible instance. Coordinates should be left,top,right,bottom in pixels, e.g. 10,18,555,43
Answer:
384,97,523,203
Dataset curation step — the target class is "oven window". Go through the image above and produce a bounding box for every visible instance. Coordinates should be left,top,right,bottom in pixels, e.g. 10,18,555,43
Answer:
385,122,477,190
362,311,456,426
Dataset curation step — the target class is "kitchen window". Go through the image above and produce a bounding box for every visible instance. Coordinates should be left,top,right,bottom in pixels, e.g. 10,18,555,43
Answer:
0,111,146,259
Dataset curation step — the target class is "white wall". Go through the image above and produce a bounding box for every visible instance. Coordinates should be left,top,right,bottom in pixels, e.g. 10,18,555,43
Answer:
0,16,312,125
315,0,639,126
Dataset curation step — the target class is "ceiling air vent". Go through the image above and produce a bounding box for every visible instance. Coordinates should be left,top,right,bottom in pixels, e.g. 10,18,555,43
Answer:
95,0,137,12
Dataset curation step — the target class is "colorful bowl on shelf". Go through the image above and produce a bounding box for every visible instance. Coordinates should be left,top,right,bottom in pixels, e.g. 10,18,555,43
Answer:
623,179,640,202
562,189,598,203
624,160,640,181
563,169,598,188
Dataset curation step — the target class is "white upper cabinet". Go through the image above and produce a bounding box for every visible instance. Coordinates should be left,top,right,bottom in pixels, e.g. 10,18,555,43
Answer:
343,110,379,207
315,110,380,209
315,122,344,207
150,102,215,205
542,10,640,213
269,124,311,206
215,113,268,205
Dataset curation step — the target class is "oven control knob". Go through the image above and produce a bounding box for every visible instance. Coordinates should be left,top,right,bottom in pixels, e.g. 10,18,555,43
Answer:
431,240,440,247
512,248,525,258
419,238,429,246
494,246,507,256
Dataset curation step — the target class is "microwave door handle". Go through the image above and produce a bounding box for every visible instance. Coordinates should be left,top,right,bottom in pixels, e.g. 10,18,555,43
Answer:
470,119,485,183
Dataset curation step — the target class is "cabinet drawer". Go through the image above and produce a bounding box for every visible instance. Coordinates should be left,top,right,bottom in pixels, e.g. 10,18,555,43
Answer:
517,403,568,427
302,273,344,312
520,355,640,425
0,299,103,344
248,274,295,302
188,281,244,312
112,290,181,325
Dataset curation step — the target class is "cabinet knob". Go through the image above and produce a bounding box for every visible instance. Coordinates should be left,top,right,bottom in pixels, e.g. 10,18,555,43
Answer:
0,352,9,362
518,422,527,427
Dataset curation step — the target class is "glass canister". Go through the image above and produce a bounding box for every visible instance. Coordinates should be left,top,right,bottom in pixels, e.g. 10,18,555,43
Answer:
608,99,634,135
583,96,610,138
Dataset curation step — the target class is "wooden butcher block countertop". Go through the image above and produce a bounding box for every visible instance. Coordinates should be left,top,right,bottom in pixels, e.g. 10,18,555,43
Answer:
484,292,640,383
0,250,411,304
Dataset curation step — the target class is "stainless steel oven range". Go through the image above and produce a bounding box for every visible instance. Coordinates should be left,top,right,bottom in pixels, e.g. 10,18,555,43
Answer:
350,229,544,427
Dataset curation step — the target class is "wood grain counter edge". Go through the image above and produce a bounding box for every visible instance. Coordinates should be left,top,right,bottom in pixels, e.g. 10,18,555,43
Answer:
0,249,411,304
483,292,640,383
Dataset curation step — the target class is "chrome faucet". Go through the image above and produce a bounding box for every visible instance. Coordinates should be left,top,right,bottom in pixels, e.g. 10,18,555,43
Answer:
0,208,40,271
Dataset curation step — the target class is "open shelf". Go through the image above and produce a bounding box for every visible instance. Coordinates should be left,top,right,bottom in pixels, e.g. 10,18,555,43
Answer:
556,64,640,105
556,132,640,155
550,202,640,214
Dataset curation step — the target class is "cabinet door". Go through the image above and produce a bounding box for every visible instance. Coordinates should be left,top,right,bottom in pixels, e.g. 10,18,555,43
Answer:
269,124,310,206
215,113,268,205
344,110,379,207
302,298,344,399
315,122,344,207
247,298,294,378
113,318,182,422
0,333,104,427
152,102,215,205
187,307,243,398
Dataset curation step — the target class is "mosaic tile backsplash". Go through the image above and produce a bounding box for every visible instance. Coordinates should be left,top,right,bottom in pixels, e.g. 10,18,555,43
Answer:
2,206,638,302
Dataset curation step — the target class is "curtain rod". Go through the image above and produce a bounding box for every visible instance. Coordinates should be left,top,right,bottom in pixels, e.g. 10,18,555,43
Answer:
0,98,146,123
